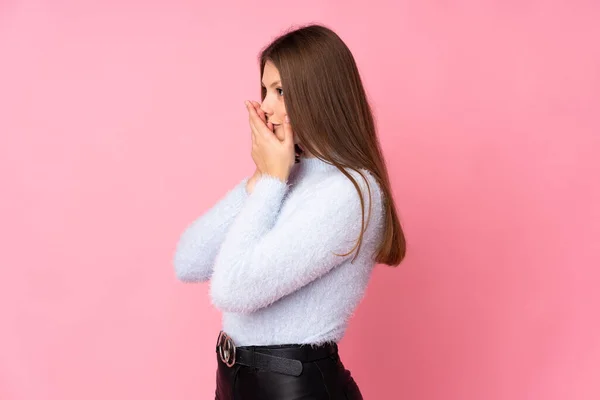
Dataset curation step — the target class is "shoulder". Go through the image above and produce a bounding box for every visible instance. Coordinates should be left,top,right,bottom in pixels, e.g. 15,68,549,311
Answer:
316,168,384,211
314,168,386,245
326,167,382,195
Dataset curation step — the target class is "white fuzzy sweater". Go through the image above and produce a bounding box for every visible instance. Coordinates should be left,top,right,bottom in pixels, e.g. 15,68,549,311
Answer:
173,156,385,346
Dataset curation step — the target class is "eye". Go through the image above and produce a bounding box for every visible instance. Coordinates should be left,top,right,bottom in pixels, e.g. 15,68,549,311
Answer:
276,87,284,96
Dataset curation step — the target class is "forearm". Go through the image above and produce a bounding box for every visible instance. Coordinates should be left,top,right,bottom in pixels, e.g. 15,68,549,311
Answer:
210,175,289,311
208,171,376,313
173,177,250,282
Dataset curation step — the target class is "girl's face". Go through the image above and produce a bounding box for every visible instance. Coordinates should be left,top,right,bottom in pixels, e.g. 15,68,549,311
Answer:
261,61,299,145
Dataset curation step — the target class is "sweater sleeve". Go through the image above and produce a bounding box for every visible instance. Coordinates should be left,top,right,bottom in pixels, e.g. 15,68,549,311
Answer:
173,177,250,282
209,172,375,314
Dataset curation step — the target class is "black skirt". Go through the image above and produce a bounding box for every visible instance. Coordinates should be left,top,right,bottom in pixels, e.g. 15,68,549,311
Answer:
215,340,363,399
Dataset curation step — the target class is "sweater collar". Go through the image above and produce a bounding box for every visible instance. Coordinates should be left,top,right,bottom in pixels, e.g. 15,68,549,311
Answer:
296,156,339,174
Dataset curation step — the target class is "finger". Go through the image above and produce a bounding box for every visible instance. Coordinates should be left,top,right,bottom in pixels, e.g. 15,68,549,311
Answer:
245,102,263,150
246,100,260,121
259,107,273,132
247,113,260,143
246,101,262,137
246,101,264,132
250,101,263,120
251,101,267,124
247,102,275,141
245,100,255,124
248,114,260,138
251,128,260,154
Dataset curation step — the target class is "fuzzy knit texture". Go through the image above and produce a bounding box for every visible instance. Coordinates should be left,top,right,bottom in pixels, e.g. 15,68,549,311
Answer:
173,156,386,347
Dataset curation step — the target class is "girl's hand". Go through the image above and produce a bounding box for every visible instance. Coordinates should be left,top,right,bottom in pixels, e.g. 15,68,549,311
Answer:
245,100,295,182
245,101,284,193
250,100,287,142
246,101,267,187
249,101,273,132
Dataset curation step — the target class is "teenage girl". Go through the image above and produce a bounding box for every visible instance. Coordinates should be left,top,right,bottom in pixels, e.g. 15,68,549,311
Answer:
174,23,406,400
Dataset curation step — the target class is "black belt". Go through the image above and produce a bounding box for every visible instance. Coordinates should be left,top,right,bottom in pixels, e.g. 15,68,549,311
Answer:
216,330,338,377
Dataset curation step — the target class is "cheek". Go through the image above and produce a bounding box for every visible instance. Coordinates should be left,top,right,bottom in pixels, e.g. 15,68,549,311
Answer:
278,102,286,117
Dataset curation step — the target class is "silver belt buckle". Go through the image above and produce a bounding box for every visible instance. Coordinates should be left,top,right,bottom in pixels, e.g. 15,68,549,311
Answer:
216,331,236,367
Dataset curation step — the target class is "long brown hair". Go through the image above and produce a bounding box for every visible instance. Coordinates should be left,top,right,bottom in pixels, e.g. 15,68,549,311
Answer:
259,24,406,267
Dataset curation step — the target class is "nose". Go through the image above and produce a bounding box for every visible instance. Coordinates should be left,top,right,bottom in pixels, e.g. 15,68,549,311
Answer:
260,99,274,120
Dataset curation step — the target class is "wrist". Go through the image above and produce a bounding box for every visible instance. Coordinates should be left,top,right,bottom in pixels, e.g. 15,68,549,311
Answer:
263,170,289,183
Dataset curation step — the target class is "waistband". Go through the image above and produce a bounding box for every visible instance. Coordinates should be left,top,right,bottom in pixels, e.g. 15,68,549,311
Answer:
216,331,338,376
237,341,339,363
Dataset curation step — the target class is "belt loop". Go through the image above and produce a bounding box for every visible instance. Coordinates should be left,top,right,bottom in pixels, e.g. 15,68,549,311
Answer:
251,347,255,368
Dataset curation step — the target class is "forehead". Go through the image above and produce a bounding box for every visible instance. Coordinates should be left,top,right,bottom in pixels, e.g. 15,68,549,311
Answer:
262,60,281,83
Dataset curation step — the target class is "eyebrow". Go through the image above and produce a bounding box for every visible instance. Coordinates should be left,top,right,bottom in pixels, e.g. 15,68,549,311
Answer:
261,80,281,88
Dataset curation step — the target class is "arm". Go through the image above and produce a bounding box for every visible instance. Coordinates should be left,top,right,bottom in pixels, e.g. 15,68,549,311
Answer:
173,177,250,283
209,172,376,313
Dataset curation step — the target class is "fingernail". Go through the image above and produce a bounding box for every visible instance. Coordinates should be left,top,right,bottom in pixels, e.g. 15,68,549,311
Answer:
244,100,249,106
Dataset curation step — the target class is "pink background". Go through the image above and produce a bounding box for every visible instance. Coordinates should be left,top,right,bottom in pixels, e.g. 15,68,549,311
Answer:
1,1,599,399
